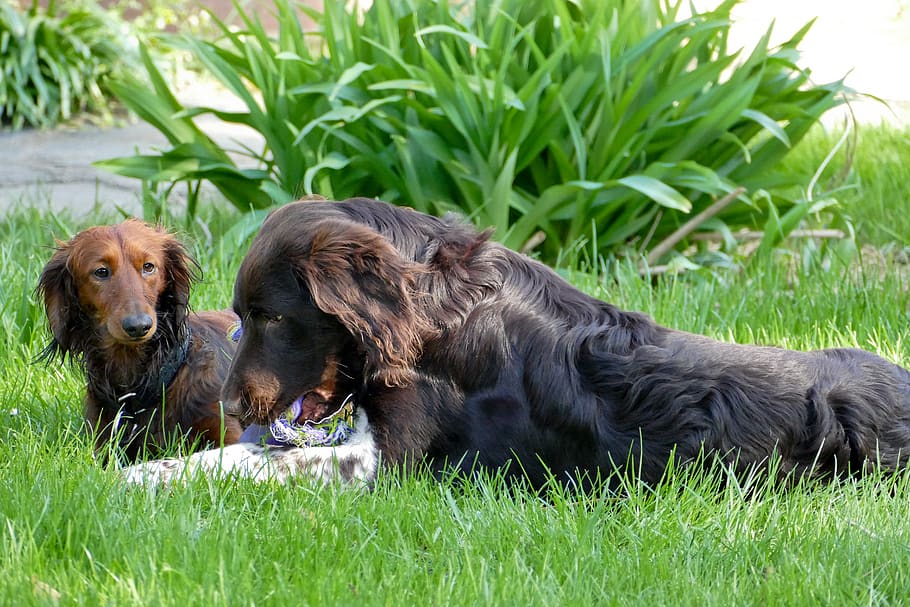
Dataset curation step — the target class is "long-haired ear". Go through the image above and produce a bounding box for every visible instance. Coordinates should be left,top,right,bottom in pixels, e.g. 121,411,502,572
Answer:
158,229,200,333
293,219,436,387
35,243,87,363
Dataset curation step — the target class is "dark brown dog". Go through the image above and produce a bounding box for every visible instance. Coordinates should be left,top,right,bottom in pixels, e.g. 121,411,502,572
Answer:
123,199,910,488
37,219,242,461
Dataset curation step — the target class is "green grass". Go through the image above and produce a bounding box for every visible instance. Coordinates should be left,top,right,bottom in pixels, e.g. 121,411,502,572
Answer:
785,121,910,246
3,201,910,606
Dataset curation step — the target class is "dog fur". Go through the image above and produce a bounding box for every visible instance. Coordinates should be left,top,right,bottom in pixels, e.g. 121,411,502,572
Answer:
38,219,242,461
123,199,910,488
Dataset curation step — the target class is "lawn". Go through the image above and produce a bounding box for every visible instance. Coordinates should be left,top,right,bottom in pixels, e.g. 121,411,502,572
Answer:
1,121,910,605
785,122,910,246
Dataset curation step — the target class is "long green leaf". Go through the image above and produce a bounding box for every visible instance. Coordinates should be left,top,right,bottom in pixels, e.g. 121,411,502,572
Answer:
616,175,692,212
93,0,847,263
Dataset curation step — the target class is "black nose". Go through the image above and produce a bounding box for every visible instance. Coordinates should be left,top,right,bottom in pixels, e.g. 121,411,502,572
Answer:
219,396,243,418
122,314,153,338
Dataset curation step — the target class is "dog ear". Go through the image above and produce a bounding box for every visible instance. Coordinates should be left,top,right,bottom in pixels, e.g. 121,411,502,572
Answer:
35,243,87,363
293,219,435,387
158,228,200,331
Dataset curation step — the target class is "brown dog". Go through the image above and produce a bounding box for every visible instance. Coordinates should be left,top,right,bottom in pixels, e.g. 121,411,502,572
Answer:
37,219,242,461
123,199,910,488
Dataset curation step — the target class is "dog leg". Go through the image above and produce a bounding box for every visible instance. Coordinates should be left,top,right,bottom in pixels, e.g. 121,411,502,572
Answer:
121,410,378,487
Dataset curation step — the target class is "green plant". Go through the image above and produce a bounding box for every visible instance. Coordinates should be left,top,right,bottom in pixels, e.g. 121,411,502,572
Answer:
0,0,134,130
99,0,848,263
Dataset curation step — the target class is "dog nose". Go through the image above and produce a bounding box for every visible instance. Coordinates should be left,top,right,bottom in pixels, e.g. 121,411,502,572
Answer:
220,396,243,418
122,314,153,338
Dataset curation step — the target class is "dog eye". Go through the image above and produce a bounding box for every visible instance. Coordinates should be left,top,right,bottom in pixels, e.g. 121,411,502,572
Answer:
266,314,283,324
93,267,110,279
142,262,156,274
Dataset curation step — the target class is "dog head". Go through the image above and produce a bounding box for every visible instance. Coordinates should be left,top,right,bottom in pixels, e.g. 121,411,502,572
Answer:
36,219,197,363
222,200,435,425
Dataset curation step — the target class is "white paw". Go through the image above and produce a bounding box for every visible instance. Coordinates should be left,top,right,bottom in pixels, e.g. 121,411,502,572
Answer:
121,459,182,485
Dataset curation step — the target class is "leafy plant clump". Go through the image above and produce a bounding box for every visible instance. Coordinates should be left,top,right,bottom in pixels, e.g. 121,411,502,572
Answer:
0,0,135,130
99,0,849,263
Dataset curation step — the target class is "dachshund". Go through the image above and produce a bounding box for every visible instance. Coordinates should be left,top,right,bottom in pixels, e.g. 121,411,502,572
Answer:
38,219,242,462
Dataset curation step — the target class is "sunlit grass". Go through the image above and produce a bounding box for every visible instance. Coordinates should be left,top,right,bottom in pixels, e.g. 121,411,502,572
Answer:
786,121,910,246
2,199,910,605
